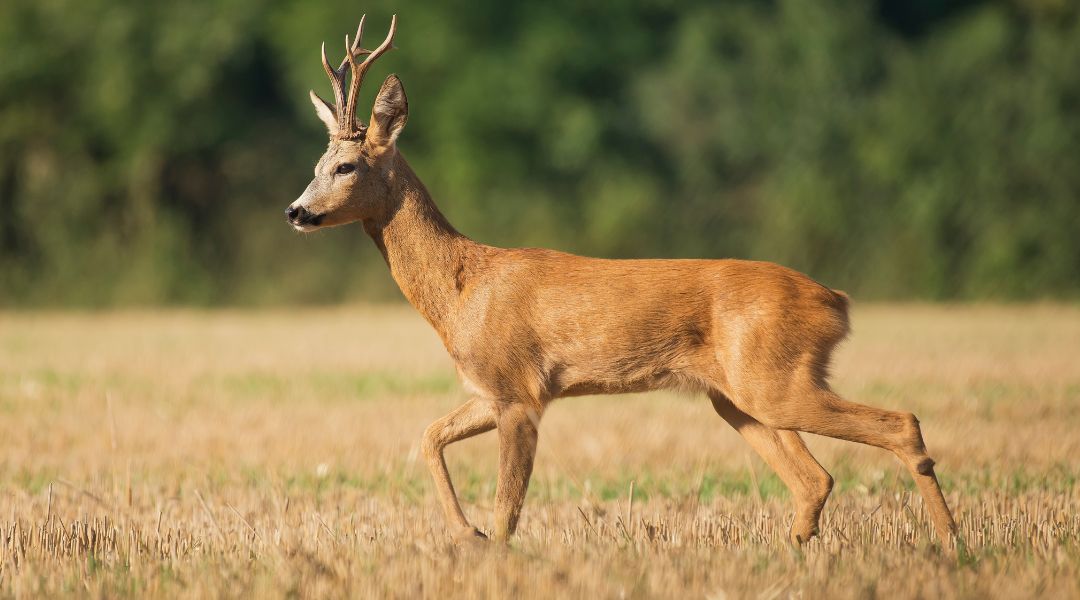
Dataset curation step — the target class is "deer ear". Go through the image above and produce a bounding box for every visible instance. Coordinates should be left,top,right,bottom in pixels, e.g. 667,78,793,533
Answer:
367,75,408,149
309,90,338,135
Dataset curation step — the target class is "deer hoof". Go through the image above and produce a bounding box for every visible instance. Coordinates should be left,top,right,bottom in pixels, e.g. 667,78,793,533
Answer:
452,526,488,545
789,523,819,546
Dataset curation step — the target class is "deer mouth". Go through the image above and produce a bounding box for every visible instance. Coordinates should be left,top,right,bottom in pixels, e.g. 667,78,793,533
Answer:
295,214,324,230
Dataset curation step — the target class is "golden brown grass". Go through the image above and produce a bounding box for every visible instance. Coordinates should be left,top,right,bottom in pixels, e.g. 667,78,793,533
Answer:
1,304,1079,598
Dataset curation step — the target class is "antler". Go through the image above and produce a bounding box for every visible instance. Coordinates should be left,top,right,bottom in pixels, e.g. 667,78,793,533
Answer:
319,14,398,139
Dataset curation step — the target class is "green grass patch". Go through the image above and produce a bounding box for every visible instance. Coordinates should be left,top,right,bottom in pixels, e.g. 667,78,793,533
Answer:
213,370,458,401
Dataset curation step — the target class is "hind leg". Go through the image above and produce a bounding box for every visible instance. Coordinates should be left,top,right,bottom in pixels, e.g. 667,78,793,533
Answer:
747,387,958,545
710,392,833,545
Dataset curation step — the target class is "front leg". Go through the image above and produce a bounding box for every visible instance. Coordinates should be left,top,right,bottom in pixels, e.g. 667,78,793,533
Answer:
422,398,497,542
493,403,540,541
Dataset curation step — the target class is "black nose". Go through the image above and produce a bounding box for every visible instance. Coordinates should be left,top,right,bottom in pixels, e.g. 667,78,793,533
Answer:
286,205,307,223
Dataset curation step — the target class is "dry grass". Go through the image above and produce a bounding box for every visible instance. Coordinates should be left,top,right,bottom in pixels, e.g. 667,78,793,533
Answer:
1,304,1078,598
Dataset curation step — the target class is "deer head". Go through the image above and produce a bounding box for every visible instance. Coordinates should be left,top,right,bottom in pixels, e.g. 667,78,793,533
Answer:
286,15,408,232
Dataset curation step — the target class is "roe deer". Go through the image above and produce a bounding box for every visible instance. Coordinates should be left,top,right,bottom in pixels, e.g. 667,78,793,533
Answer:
286,15,958,548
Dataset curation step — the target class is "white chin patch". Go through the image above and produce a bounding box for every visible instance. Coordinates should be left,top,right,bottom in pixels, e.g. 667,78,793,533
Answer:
292,223,320,233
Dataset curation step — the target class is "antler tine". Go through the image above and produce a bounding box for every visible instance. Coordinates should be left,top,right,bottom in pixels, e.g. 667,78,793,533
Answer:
342,14,397,136
320,41,346,118
337,15,367,73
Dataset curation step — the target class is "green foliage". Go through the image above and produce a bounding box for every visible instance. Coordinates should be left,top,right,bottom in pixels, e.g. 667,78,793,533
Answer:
1,0,1077,305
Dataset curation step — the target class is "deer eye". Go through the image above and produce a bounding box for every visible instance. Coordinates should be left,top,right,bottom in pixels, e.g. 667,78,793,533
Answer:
335,163,356,175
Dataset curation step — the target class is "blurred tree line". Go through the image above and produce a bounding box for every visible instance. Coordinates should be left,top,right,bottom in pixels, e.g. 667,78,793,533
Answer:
1,0,1077,306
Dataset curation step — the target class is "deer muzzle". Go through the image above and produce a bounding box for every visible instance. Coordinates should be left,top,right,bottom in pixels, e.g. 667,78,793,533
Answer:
285,203,324,230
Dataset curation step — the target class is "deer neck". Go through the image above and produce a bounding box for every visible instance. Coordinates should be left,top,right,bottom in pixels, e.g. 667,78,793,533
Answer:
363,155,472,335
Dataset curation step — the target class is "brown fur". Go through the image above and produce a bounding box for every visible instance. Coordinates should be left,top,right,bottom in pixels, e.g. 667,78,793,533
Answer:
286,17,958,548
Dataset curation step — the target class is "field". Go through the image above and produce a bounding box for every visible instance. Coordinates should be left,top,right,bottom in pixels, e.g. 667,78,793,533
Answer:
1,304,1078,598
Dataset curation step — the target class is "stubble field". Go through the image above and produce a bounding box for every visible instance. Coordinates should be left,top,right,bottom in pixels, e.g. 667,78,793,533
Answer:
0,304,1078,598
